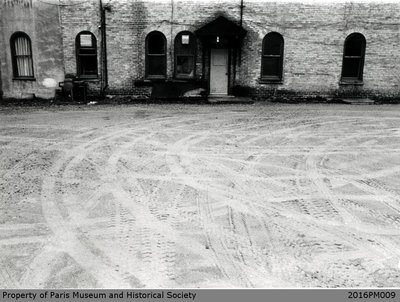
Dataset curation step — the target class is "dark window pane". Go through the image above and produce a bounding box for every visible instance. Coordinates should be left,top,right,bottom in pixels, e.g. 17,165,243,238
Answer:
76,32,97,77
176,43,192,55
263,34,282,55
345,36,364,56
175,33,195,55
262,57,280,77
148,56,166,76
79,48,96,55
342,58,361,78
148,35,165,54
174,32,196,78
177,56,194,75
80,55,97,75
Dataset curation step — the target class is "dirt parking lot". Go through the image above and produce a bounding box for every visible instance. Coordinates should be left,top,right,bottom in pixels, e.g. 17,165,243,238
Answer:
0,103,400,288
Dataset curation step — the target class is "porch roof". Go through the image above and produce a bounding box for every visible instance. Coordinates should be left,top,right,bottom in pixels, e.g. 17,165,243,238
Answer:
195,16,247,39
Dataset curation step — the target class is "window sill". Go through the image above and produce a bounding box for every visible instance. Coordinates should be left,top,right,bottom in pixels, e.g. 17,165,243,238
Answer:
13,77,36,81
145,78,168,83
173,77,196,82
134,80,153,87
259,78,283,84
146,75,166,79
339,80,363,86
76,76,99,81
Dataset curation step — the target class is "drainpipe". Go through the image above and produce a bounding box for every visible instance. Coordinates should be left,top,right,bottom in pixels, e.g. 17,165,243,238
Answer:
0,58,2,102
238,0,245,68
170,0,174,79
100,0,109,94
240,0,244,27
58,0,66,76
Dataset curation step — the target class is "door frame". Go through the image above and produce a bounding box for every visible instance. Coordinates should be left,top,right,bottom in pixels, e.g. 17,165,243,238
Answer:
208,47,231,96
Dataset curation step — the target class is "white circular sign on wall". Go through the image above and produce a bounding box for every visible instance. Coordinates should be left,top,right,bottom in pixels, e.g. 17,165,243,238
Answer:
42,78,57,88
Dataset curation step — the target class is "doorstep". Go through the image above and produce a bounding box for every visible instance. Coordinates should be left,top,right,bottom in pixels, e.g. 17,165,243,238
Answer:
342,98,375,105
207,96,254,104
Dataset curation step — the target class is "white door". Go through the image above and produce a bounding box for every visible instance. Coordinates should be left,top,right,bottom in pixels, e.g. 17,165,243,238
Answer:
210,48,228,96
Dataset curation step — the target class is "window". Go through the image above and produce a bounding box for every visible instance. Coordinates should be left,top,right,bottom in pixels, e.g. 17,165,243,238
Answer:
10,32,34,79
261,32,284,81
341,33,366,83
76,31,98,78
146,31,167,79
174,31,196,78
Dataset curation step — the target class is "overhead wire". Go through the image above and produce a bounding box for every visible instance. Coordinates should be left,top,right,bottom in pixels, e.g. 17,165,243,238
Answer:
36,0,86,6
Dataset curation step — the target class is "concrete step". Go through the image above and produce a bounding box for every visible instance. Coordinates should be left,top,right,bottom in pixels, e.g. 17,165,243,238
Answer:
207,97,254,104
342,98,375,105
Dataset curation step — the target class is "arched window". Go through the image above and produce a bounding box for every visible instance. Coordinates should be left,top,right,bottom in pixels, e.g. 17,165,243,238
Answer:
76,31,98,78
146,31,167,79
10,32,34,79
174,31,196,78
261,32,284,81
341,33,366,82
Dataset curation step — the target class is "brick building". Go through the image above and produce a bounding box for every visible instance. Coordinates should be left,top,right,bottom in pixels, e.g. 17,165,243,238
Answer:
1,0,400,100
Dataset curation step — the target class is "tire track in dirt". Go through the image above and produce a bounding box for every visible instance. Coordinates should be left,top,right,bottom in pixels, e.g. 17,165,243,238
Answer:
2,127,105,288
0,261,20,288
239,117,392,284
193,152,280,282
243,117,358,145
105,130,226,286
1,128,106,287
352,179,400,216
104,129,176,287
111,112,398,286
39,129,136,288
162,115,362,286
301,122,400,267
74,120,198,269
19,244,59,288
226,122,331,284
218,149,297,284
36,117,188,287
316,130,400,232
4,105,400,288
89,115,222,286
304,132,365,225
165,132,264,287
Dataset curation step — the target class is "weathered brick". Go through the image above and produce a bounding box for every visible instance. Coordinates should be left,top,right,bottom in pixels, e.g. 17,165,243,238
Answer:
1,0,400,99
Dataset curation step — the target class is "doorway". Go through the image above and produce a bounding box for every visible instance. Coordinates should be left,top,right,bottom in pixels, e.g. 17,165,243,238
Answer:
210,48,228,96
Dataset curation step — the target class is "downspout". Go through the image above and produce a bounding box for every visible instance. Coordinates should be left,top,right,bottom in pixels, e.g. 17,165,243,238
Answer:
0,57,2,102
240,0,244,27
58,0,66,76
239,0,245,66
235,0,245,89
100,0,109,94
170,0,174,79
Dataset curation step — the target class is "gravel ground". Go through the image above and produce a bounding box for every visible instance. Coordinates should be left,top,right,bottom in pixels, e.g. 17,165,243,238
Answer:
0,103,400,288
